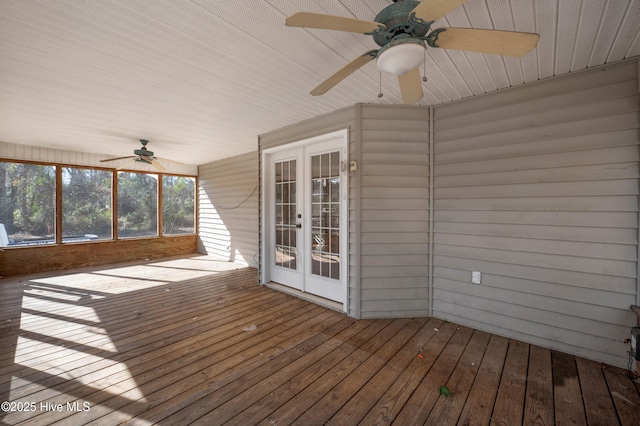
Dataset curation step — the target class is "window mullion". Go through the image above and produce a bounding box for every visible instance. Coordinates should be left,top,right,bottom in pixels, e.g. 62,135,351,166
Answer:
158,174,163,237
55,165,63,245
113,170,118,240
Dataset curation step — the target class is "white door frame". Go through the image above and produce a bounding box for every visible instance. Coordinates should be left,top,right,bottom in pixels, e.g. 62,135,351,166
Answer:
267,147,304,289
261,129,348,310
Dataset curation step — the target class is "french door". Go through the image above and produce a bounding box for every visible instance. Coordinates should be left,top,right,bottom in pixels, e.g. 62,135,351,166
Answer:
263,130,348,304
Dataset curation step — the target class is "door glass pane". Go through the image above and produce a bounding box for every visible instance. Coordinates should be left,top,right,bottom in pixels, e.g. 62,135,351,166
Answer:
310,151,340,280
274,159,297,270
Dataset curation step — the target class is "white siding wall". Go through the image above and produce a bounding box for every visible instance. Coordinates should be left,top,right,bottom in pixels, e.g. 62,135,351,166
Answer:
0,141,197,175
258,105,431,319
432,60,639,368
198,151,258,267
359,105,430,318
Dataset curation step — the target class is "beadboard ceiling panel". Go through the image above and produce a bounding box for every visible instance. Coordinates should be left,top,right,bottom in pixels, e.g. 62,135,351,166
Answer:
0,0,638,166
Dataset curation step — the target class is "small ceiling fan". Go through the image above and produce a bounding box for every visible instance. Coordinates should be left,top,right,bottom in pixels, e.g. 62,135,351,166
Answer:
286,0,540,104
100,139,183,171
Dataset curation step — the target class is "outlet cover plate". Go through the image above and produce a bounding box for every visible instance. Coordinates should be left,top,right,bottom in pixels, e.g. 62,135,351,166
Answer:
472,271,481,284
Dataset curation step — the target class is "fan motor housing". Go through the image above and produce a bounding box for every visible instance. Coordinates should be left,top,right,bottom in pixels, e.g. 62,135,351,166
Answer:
134,148,153,157
372,0,432,47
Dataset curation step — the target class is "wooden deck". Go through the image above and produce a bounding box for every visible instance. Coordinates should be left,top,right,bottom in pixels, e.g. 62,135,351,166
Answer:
1,255,639,425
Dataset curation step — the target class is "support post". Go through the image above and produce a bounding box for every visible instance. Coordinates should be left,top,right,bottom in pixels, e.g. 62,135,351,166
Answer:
428,106,434,317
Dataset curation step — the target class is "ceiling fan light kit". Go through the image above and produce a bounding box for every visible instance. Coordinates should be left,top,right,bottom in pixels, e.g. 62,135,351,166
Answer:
285,0,540,104
376,39,425,75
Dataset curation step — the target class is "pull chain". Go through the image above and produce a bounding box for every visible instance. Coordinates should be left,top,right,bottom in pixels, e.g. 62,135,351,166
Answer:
378,69,383,98
422,48,428,82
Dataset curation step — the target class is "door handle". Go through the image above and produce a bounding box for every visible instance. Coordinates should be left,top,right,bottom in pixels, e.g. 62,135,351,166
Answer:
296,223,302,229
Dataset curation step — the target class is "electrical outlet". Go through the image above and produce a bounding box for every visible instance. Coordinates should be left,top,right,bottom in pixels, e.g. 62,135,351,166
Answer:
472,271,481,284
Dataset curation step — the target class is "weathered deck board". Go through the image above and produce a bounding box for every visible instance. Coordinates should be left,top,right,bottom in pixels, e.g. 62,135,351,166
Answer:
391,325,474,425
576,357,620,425
324,318,436,425
229,319,380,425
491,340,529,426
357,318,451,425
524,345,554,425
457,333,509,426
603,365,640,426
0,255,638,426
425,329,491,425
552,351,587,425
288,318,412,426
299,318,423,426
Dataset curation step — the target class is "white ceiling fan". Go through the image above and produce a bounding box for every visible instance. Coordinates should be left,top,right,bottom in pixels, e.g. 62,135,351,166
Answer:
286,0,540,104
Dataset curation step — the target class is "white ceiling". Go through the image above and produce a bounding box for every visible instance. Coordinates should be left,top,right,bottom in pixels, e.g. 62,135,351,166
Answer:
0,0,638,166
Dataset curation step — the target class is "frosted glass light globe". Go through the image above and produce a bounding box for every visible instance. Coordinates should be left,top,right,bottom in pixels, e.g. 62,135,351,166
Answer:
377,43,424,75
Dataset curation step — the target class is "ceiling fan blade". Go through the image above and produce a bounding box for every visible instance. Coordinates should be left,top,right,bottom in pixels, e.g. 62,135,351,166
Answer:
397,68,424,104
412,0,468,23
286,12,382,34
116,158,137,170
149,158,166,171
100,155,135,162
310,52,376,96
155,157,184,166
430,27,540,57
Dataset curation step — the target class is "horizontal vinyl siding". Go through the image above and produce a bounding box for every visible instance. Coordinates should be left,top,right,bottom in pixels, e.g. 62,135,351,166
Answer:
0,142,198,175
431,60,639,368
359,105,430,319
198,151,258,267
259,107,356,150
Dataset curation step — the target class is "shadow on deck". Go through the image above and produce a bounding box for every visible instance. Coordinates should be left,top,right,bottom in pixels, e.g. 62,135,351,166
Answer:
0,254,638,425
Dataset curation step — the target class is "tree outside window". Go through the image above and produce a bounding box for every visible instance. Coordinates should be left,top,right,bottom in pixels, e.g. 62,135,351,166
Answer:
117,171,158,238
162,176,195,235
0,161,55,246
1,161,196,246
62,167,112,242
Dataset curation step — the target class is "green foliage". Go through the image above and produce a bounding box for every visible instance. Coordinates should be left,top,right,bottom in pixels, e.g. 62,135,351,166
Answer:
438,386,451,397
62,167,112,238
0,162,55,238
162,176,195,234
1,161,196,244
117,172,158,237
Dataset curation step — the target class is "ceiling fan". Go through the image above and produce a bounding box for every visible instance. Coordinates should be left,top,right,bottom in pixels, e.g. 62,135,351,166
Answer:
286,0,540,104
100,139,183,171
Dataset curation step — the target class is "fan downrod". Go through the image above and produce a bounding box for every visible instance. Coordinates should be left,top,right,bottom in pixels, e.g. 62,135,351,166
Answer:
134,139,154,157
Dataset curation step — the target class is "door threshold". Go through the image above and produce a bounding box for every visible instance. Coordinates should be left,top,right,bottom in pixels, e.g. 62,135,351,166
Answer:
265,282,345,313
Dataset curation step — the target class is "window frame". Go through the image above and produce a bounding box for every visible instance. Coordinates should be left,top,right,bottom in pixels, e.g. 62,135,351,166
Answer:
116,170,160,239
161,174,197,236
0,160,57,247
0,158,197,248
61,165,115,243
